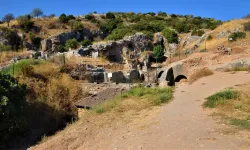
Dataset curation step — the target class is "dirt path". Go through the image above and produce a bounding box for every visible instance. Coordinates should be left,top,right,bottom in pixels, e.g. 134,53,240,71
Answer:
30,72,250,150
90,72,250,150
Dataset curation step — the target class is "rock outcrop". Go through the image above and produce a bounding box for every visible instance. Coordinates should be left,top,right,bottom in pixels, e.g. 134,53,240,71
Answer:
81,33,152,63
41,29,104,53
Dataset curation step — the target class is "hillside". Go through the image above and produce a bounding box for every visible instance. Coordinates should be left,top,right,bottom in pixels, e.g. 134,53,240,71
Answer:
2,11,250,149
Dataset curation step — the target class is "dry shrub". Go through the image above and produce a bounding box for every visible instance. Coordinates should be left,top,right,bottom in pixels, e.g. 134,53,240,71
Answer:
0,50,30,63
189,68,214,83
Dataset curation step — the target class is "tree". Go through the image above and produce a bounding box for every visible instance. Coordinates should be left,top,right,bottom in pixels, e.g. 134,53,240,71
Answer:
31,8,43,18
65,38,79,49
59,13,68,23
162,28,179,44
106,12,116,19
17,15,34,32
153,45,164,59
67,14,75,21
2,13,14,27
81,40,92,47
0,73,27,148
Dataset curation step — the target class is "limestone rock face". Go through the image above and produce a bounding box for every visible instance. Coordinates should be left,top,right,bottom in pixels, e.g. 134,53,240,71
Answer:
82,33,152,63
41,29,97,53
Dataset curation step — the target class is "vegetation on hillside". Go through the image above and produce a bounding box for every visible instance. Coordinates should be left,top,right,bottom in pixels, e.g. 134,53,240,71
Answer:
0,59,82,149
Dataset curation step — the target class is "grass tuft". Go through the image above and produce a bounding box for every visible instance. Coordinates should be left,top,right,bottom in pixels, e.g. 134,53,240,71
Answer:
230,118,250,129
93,87,174,114
204,90,240,108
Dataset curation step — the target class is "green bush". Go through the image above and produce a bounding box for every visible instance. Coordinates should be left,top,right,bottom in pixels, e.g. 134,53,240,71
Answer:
85,14,95,20
106,28,135,40
17,15,34,32
65,38,79,49
29,33,42,51
70,20,84,31
56,45,68,53
0,73,27,148
162,28,179,44
100,20,119,34
191,28,205,36
106,12,116,19
59,13,68,23
229,31,246,42
207,35,213,41
204,90,240,108
153,45,164,59
67,14,75,21
81,40,92,47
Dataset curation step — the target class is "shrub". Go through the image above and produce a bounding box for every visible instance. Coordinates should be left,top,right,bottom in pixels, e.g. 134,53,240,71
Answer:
56,45,68,53
100,20,119,34
158,11,167,17
59,13,68,23
67,14,75,21
207,35,213,41
29,33,42,51
106,28,134,40
153,45,164,59
81,40,92,47
228,31,246,42
70,20,84,31
191,28,205,36
106,12,116,19
85,14,95,20
65,38,79,49
162,28,179,44
243,22,250,31
17,15,34,32
0,73,27,148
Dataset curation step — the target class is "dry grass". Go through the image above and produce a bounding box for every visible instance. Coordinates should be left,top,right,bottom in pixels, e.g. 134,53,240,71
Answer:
205,86,250,130
189,68,214,83
0,50,31,63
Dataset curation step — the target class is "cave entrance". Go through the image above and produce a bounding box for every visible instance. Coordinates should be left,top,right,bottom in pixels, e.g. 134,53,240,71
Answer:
158,71,164,78
166,68,175,86
174,75,187,82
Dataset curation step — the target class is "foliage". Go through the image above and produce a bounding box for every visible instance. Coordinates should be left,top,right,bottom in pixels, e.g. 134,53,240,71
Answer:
243,22,250,31
2,13,14,27
106,28,135,40
0,73,27,148
204,90,240,108
207,35,213,41
228,31,246,42
17,15,34,32
29,33,42,51
31,8,43,18
56,45,68,53
162,28,179,44
59,13,68,23
85,14,95,20
81,40,92,47
0,27,21,50
65,38,79,49
106,12,116,19
158,11,167,17
67,14,75,21
70,20,84,31
191,28,205,36
153,45,164,59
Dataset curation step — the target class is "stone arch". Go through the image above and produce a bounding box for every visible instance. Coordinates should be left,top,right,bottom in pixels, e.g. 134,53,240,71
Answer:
174,75,187,82
166,68,175,86
158,71,164,78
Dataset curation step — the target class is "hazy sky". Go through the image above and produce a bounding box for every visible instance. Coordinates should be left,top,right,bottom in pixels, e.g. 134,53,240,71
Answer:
0,0,249,21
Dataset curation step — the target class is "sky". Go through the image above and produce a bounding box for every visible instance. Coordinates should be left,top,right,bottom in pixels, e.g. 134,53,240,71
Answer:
0,0,249,21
